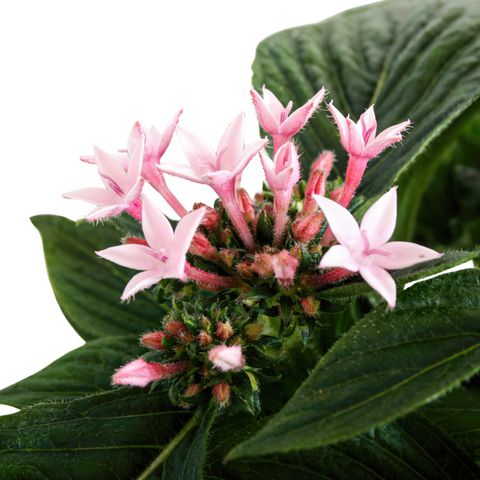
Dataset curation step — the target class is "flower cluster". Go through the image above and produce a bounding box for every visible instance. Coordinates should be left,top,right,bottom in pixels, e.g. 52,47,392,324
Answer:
65,87,441,408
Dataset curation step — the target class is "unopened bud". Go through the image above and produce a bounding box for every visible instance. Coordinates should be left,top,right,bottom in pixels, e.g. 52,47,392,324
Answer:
272,250,299,288
244,323,264,341
208,344,245,371
112,359,187,387
216,321,234,340
236,261,254,278
201,317,211,329
194,203,220,231
164,320,187,336
300,296,320,316
292,213,324,243
184,383,202,398
250,253,274,278
141,331,167,350
304,151,335,215
220,228,233,244
219,249,238,268
330,186,343,203
237,188,256,226
198,330,213,347
212,383,230,407
189,232,218,260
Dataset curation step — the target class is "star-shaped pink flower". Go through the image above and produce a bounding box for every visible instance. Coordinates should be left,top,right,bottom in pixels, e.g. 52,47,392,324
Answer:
315,188,442,308
96,196,205,300
64,139,145,221
251,86,325,152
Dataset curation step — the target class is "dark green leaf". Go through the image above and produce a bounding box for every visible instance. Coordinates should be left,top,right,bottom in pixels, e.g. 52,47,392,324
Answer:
252,0,480,193
0,335,141,408
422,386,480,460
0,389,191,480
32,215,167,341
228,269,480,458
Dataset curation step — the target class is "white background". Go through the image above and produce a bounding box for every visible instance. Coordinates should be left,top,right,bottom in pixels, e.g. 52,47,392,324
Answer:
0,0,422,416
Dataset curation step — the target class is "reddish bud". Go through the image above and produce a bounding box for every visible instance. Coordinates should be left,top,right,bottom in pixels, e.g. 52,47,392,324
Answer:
244,323,264,341
141,331,167,350
184,383,202,398
212,383,230,407
122,236,148,246
272,250,299,288
112,359,187,387
330,186,343,203
303,151,335,215
300,296,320,316
216,321,234,341
194,203,220,231
237,188,256,226
292,213,324,243
164,320,187,336
198,330,213,347
236,261,254,278
250,253,274,278
189,232,218,261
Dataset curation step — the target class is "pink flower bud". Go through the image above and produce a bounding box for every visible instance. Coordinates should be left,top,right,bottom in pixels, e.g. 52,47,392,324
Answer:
189,232,218,261
184,383,202,398
300,296,319,316
215,321,234,341
164,320,187,336
194,203,220,231
212,383,231,407
140,331,167,350
303,151,334,216
292,213,324,243
237,188,256,226
208,344,245,371
236,261,255,278
112,358,187,387
198,330,213,347
272,250,299,287
250,253,274,278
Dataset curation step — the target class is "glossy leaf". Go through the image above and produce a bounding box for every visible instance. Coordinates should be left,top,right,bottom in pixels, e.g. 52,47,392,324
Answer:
32,215,168,341
0,335,141,408
228,269,480,458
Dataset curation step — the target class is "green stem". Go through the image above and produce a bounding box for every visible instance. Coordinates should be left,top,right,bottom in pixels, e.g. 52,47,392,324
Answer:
136,411,200,480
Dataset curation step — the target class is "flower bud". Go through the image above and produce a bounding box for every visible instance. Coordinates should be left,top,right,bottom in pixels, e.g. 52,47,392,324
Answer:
198,330,213,347
236,261,254,278
330,186,343,203
219,249,238,268
244,323,264,341
250,253,274,278
300,296,320,316
164,320,187,336
140,331,167,350
122,236,148,246
208,344,245,371
112,359,187,387
212,383,230,407
237,188,256,226
194,203,220,231
272,250,299,288
189,232,218,261
303,151,334,215
292,213,324,243
216,321,234,341
184,383,202,398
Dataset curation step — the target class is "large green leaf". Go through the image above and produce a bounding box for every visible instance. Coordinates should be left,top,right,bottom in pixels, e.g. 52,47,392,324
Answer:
422,386,480,460
0,335,141,408
33,215,168,341
228,269,480,458
0,389,191,480
219,414,480,479
252,0,480,193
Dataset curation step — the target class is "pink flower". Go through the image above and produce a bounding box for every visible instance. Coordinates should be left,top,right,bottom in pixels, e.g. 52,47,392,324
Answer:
315,188,442,308
208,345,245,372
251,86,325,151
272,250,299,287
64,139,145,221
112,358,187,387
328,102,411,160
261,142,300,245
96,196,205,300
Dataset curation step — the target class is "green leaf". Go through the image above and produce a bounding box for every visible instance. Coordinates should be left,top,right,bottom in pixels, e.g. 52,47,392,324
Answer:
0,335,141,408
33,215,167,341
252,0,480,194
228,269,480,458
0,389,191,480
318,248,480,304
422,386,480,460
222,415,480,479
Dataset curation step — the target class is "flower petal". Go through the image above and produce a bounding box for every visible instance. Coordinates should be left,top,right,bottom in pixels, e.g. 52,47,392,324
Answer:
327,101,349,151
360,187,397,247
374,241,442,270
217,112,245,172
63,187,119,206
158,163,204,184
171,207,206,265
320,245,360,272
96,244,161,271
360,264,397,308
231,138,268,178
151,109,183,160
176,125,216,177
346,117,365,157
86,203,127,221
95,146,128,192
314,195,361,248
360,105,377,143
364,120,411,158
142,195,174,250
121,269,165,300
250,88,279,133
127,137,145,185
262,86,286,119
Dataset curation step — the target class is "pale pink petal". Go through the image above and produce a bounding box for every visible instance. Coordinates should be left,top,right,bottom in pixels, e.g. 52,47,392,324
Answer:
260,152,276,186
373,241,442,270
158,163,204,184
86,203,127,221
375,120,412,141
96,244,161,271
280,87,325,136
151,109,183,160
141,195,174,250
360,264,397,308
176,125,216,176
262,86,286,119
314,195,361,248
95,146,128,192
231,138,268,178
251,88,279,133
364,120,411,158
127,137,145,185
208,344,245,372
127,121,146,156
360,187,397,247
319,245,360,272
124,178,144,204
360,105,377,143
346,117,365,157
202,170,235,187
112,358,156,387
217,112,245,172
171,207,206,262
121,269,165,300
327,102,349,151
63,187,119,206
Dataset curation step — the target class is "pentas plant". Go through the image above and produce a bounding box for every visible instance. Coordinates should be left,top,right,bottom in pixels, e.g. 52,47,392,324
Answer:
64,87,440,410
